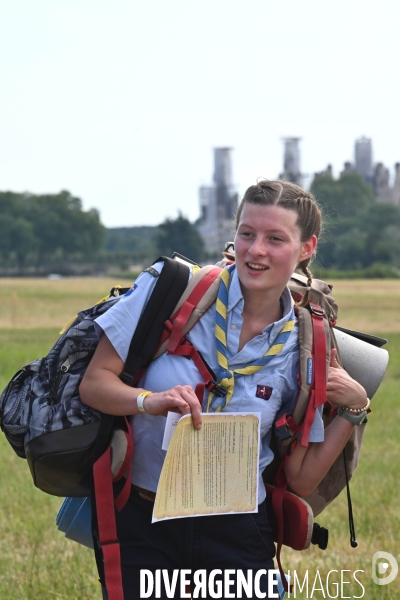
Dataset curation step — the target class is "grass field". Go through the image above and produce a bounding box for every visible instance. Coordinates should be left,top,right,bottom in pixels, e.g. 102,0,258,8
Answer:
0,278,399,599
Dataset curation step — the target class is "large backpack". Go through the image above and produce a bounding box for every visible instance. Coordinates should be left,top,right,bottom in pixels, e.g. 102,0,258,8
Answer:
0,257,191,497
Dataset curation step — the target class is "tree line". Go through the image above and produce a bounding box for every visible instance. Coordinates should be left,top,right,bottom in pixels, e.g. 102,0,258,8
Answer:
106,173,400,274
0,191,105,272
0,192,204,274
1,174,400,276
310,173,400,271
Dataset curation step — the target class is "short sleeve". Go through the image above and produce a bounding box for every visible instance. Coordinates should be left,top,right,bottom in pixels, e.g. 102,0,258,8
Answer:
95,261,165,362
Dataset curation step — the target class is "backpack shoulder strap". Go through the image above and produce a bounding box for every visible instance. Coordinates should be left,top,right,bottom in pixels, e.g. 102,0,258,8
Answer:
94,257,190,460
275,277,338,448
120,257,190,384
154,264,222,358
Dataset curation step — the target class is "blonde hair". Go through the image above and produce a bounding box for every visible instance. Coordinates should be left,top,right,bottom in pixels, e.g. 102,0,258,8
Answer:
235,180,322,286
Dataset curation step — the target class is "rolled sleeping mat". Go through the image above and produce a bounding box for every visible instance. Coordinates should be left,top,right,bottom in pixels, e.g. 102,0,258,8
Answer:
334,326,389,399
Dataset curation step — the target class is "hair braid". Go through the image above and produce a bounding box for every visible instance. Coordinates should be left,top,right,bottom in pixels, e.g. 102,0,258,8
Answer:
299,259,313,287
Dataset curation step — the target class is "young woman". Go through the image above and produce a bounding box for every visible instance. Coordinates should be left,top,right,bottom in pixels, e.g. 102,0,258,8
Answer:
80,180,368,600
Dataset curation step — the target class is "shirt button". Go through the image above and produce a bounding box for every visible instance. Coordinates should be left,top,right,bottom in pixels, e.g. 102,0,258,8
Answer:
231,324,237,330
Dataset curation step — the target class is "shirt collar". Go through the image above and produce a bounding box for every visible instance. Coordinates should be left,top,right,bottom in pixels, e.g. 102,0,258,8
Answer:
227,265,244,313
268,287,295,343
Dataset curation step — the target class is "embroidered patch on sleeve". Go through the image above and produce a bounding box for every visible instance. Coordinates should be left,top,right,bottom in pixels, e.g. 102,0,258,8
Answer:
144,267,160,277
256,385,273,400
123,283,138,298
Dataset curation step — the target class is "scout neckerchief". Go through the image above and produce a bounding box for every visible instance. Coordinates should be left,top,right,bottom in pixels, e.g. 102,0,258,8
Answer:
206,266,295,412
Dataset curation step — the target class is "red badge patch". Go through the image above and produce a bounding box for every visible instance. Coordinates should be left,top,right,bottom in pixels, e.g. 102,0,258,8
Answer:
256,385,273,400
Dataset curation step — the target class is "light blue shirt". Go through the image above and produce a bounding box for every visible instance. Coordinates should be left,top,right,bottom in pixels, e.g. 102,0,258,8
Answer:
96,261,324,504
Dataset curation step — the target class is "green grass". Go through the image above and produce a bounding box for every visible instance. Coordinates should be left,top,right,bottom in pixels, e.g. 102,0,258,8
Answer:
0,330,99,600
0,279,399,598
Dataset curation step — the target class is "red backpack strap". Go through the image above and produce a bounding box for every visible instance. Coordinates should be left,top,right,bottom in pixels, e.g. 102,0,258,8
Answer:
268,294,333,589
300,301,328,447
93,448,124,600
276,299,331,448
154,265,222,358
131,265,222,387
153,265,223,405
93,418,134,600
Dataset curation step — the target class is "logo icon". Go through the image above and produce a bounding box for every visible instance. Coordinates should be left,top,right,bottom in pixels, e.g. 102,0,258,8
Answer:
372,551,398,585
256,385,273,400
307,357,313,384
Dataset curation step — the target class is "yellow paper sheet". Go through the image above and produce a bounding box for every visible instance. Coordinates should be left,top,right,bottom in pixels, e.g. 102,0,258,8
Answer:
153,412,260,522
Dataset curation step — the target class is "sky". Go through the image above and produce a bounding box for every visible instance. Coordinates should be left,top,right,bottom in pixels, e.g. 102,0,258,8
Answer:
1,0,399,228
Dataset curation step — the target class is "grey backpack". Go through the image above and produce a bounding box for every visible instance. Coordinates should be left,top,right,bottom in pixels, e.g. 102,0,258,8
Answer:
0,257,190,497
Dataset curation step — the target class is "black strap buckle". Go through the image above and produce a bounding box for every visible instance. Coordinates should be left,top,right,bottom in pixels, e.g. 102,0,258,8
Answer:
119,371,134,385
275,423,293,442
311,523,329,550
205,381,227,397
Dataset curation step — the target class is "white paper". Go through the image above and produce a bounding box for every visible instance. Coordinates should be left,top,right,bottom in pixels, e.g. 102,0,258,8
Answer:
162,411,183,451
153,412,261,522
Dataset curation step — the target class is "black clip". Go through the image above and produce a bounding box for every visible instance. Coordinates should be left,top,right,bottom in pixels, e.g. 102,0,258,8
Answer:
275,424,293,442
206,381,228,397
311,523,329,550
119,371,134,385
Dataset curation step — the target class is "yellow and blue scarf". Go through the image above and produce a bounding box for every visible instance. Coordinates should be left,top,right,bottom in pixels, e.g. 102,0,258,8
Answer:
206,266,295,412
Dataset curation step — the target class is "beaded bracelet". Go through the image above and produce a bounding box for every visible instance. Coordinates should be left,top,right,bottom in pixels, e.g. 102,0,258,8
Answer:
344,397,370,414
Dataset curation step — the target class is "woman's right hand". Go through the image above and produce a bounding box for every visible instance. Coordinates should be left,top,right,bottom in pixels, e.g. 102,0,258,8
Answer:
141,385,202,430
326,349,367,411
81,335,203,430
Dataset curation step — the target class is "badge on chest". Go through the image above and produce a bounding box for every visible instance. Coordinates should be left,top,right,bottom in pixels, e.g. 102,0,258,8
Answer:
256,385,273,400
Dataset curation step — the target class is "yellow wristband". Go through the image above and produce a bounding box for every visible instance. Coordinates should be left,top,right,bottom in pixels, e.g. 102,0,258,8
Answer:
137,391,152,413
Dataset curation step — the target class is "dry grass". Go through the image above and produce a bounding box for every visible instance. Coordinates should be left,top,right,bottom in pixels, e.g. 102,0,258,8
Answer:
329,279,400,334
0,278,132,330
1,277,400,333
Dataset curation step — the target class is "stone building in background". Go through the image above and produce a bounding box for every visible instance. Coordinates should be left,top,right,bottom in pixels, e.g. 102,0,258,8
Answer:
197,138,400,253
373,162,391,202
196,148,238,254
337,137,400,205
279,137,303,187
354,136,374,184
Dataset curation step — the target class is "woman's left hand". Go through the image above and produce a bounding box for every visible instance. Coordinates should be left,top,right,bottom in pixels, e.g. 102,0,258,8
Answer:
326,349,367,411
